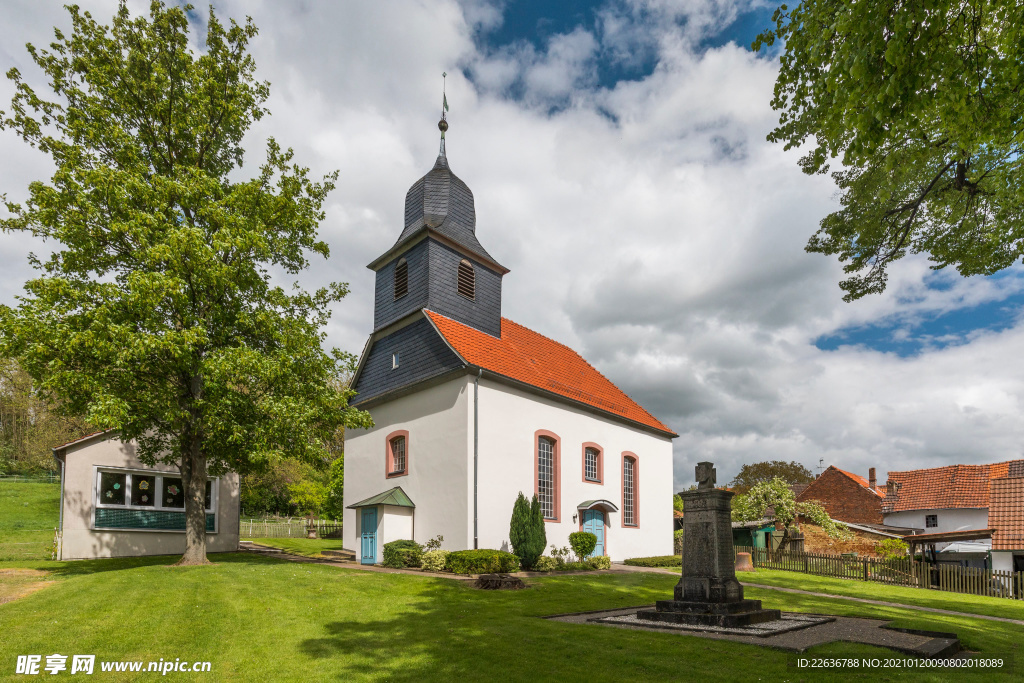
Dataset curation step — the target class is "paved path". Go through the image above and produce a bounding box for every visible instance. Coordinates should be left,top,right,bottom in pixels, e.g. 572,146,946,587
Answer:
742,582,1024,626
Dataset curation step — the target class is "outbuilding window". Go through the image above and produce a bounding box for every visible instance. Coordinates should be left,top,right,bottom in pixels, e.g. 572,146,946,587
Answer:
925,514,938,528
93,468,218,532
457,259,475,299
394,258,409,299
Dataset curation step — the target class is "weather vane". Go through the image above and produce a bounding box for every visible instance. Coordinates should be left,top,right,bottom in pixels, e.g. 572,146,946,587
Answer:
439,72,449,139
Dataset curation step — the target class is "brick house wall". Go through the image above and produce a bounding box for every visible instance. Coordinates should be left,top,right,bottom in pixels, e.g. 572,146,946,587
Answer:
797,466,883,524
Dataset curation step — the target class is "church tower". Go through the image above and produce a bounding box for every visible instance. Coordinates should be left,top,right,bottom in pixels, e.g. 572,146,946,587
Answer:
352,118,508,406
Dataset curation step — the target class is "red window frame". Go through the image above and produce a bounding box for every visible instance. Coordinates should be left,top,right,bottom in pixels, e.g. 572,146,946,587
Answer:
581,442,603,484
621,452,639,528
385,430,410,478
534,430,561,522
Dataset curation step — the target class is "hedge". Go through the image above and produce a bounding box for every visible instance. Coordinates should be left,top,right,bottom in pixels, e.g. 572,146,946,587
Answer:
381,539,423,568
445,549,520,574
623,555,681,568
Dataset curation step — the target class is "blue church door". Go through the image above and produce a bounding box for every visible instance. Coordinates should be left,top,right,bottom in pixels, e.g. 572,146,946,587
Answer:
582,509,605,557
360,508,378,564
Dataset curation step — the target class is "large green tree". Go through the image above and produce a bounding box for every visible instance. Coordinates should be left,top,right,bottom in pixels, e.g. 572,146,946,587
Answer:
0,2,371,564
756,1,1024,300
729,460,814,495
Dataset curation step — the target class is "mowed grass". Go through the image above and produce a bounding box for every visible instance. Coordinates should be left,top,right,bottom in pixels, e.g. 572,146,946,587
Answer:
0,554,1022,682
739,569,1024,622
248,537,348,558
0,481,60,561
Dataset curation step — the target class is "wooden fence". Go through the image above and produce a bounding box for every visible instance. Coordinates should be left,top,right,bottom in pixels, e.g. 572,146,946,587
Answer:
736,545,1024,600
240,518,342,539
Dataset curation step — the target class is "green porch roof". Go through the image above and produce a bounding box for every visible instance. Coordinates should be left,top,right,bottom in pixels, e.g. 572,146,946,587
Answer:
347,486,415,509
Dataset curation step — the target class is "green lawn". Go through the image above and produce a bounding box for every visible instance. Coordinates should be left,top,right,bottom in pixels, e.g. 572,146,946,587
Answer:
248,537,348,558
0,480,60,561
1,554,1021,681
739,569,1024,622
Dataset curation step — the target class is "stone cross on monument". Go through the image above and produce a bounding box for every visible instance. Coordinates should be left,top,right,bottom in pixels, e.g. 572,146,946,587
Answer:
637,461,781,628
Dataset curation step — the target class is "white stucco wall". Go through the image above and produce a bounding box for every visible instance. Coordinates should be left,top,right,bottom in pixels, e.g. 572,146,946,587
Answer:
59,435,239,560
884,508,989,551
991,551,1015,573
475,378,675,562
344,377,472,554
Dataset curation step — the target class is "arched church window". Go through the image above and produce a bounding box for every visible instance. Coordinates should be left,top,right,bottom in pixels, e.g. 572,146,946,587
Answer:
394,258,409,300
457,259,475,300
536,432,560,521
622,454,639,527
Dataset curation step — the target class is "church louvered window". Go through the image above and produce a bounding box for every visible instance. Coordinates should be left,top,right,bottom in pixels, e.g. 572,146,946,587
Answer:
457,259,475,299
394,258,409,299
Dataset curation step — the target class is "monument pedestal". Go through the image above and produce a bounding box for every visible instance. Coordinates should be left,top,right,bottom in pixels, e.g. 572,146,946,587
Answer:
640,462,781,629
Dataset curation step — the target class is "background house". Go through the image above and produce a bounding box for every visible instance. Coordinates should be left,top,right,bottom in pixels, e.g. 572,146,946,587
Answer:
883,459,1024,568
796,465,885,524
53,432,239,560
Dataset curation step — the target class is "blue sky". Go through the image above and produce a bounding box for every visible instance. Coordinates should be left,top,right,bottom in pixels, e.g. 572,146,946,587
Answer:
3,0,1022,485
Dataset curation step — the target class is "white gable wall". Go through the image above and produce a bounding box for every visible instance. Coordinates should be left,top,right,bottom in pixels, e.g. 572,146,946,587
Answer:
343,376,473,553
884,508,989,551
475,378,674,562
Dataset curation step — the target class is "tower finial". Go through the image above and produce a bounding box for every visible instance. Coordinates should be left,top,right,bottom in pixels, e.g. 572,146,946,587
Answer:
438,72,449,155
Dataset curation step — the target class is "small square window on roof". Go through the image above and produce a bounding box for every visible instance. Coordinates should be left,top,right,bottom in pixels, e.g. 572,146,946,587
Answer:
392,352,400,369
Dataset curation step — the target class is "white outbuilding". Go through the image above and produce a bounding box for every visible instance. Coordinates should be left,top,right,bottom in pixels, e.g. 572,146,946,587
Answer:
343,126,677,563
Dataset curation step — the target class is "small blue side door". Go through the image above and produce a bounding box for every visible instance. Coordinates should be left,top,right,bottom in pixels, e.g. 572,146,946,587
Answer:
360,508,378,564
582,509,605,557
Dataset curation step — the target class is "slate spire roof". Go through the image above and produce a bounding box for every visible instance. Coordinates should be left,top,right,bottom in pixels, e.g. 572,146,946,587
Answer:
367,137,505,272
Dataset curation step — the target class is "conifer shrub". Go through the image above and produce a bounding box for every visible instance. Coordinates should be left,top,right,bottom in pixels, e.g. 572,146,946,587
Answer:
509,492,546,569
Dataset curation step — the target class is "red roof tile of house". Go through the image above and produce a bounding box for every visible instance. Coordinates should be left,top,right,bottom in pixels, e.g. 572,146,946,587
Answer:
882,460,1023,513
834,468,885,498
989,476,1024,551
425,310,676,436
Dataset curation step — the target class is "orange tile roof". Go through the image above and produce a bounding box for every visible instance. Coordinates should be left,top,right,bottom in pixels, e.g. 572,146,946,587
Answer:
834,467,885,498
425,310,676,436
51,431,107,450
882,460,1022,513
989,477,1024,551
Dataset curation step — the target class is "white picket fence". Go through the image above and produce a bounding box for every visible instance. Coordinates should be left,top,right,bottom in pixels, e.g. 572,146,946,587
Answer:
239,518,342,539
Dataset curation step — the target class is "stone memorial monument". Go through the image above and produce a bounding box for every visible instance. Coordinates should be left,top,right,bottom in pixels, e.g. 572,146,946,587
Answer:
637,462,781,627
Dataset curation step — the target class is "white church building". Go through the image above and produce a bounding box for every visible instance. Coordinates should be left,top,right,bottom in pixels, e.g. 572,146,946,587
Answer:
342,124,677,563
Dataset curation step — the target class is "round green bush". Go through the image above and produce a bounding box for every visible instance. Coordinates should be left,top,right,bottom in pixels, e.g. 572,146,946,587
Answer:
568,531,597,561
381,539,423,568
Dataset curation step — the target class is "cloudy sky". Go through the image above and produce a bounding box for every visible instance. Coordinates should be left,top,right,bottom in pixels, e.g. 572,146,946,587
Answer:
3,0,1023,491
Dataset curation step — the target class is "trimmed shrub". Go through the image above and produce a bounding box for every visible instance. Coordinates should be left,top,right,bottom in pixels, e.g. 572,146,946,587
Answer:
533,556,559,571
421,549,449,572
560,561,591,571
673,529,685,554
445,549,520,575
381,539,423,568
568,531,598,562
623,555,680,568
587,555,611,570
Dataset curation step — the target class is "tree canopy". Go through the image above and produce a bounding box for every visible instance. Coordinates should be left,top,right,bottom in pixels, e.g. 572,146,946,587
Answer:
756,1,1024,300
0,1,371,563
729,460,813,495
732,477,849,549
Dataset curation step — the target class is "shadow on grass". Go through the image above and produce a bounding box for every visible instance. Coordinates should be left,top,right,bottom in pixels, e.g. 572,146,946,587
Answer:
43,550,282,577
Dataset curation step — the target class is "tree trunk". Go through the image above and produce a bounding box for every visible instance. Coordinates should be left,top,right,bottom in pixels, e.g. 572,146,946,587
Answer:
175,402,210,566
